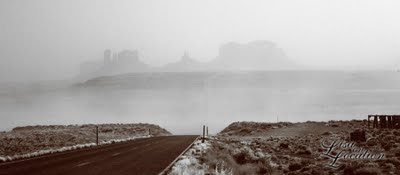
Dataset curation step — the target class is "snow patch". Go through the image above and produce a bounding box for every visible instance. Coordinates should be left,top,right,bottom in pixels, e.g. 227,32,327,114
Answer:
0,156,6,162
169,139,211,175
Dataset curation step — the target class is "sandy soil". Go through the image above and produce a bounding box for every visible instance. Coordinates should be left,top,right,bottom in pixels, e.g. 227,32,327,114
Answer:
201,121,400,175
0,123,171,157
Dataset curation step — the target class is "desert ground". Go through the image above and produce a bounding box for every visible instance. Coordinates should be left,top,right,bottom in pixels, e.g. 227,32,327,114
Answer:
0,123,171,159
178,120,400,175
1,121,399,175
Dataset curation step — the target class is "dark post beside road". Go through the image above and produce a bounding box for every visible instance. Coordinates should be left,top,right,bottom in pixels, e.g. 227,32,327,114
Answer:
368,115,370,128
373,116,378,128
96,126,99,145
388,116,392,129
202,125,205,143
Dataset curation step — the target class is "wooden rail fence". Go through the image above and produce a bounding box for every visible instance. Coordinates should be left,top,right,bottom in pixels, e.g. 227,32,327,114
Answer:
368,115,400,129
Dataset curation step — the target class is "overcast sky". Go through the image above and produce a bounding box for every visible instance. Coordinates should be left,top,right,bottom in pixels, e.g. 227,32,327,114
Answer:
1,0,400,82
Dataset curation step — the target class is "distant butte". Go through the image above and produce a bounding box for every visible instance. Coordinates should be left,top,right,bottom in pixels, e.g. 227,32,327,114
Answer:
78,41,295,80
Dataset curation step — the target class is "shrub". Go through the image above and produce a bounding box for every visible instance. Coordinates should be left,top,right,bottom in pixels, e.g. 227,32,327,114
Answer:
238,128,252,135
288,162,302,171
354,167,381,175
233,164,258,175
342,161,364,175
279,142,289,149
202,141,275,175
233,152,248,165
321,131,332,136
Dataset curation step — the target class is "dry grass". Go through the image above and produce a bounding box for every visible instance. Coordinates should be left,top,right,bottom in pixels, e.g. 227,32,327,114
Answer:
0,123,170,157
213,120,400,175
200,139,275,175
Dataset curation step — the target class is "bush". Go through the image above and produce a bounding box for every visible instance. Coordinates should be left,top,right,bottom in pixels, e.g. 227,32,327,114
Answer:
321,131,332,136
233,164,259,175
288,162,302,171
354,167,380,175
342,162,364,175
202,141,275,175
238,128,252,135
279,142,289,149
233,152,248,165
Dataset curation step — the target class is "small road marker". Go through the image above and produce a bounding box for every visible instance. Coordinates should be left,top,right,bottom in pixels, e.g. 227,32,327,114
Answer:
112,153,121,157
76,162,91,167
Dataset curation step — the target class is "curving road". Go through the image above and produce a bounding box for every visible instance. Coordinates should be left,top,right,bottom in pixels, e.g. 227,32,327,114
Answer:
0,135,198,175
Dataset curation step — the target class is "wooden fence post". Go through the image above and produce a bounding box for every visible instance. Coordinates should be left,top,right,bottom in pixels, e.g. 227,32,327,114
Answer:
96,126,99,145
368,115,370,128
202,125,205,143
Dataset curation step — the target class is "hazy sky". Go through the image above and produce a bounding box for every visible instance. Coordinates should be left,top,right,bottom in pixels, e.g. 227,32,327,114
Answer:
1,0,400,82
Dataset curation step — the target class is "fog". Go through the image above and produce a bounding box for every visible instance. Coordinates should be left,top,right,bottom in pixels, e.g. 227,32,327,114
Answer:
1,0,400,82
2,71,400,134
1,0,400,134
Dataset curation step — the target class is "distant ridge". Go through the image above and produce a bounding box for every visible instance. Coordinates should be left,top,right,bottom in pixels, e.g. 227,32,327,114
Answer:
78,71,400,90
209,40,294,70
